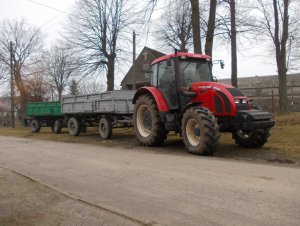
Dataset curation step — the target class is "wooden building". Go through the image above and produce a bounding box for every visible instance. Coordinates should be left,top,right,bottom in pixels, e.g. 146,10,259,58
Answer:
121,47,165,90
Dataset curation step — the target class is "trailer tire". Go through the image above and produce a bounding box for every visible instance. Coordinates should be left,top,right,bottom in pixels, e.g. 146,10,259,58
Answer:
232,128,270,148
134,94,167,146
68,117,81,136
31,119,41,133
53,120,63,134
99,116,112,139
182,107,220,155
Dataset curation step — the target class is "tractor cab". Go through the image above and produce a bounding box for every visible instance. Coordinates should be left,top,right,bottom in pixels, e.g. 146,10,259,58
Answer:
148,52,214,110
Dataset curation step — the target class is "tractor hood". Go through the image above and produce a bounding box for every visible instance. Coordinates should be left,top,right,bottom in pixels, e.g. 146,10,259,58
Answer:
189,82,250,116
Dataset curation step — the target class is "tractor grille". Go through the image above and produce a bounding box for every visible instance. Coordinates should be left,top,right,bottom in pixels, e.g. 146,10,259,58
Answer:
227,88,249,111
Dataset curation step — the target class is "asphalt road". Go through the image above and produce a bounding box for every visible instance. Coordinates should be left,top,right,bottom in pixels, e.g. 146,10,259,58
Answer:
0,135,299,226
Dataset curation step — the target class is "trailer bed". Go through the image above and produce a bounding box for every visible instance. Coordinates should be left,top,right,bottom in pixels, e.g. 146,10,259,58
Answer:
61,90,135,115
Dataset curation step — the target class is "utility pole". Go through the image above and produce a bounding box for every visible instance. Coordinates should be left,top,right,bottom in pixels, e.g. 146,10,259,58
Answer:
10,41,15,128
132,30,136,90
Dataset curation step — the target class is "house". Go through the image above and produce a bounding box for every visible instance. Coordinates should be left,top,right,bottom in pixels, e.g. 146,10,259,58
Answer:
121,46,165,90
0,97,11,126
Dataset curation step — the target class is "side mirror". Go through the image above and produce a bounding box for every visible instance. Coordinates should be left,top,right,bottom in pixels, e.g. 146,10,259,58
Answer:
220,60,225,69
213,76,218,82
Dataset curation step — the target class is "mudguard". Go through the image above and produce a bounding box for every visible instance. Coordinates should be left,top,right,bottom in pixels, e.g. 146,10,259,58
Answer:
133,87,169,112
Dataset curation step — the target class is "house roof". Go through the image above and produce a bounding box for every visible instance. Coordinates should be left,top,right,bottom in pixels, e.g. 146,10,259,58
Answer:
120,47,165,86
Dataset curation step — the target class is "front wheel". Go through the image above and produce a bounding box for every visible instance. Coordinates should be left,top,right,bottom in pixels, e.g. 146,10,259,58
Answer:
134,94,167,146
232,128,270,148
31,119,41,133
53,119,63,134
182,107,220,155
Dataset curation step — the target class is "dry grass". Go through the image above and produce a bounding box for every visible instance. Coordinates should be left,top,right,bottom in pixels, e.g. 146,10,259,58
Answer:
0,112,300,165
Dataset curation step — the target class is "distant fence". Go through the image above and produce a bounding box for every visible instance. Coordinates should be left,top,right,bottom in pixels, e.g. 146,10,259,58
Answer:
241,85,300,113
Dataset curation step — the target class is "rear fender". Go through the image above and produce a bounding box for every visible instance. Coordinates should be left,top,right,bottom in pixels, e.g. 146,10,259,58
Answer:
133,87,169,112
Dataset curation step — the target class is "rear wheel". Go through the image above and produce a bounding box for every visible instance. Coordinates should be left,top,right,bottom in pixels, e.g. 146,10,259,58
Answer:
31,119,41,133
182,107,220,155
232,128,270,148
53,119,63,134
68,117,81,136
99,116,112,139
134,94,167,146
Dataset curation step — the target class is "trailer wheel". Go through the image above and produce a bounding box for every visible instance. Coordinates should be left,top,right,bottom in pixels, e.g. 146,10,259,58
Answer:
68,117,81,136
99,116,112,139
182,107,220,155
31,119,41,133
232,128,270,148
134,94,167,146
53,120,63,134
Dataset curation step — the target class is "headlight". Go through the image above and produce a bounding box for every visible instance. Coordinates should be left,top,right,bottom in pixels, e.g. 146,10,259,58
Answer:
242,99,247,104
235,99,240,104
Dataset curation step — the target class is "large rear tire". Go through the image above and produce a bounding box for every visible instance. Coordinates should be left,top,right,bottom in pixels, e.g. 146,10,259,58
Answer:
134,94,167,146
99,116,112,139
68,117,81,136
31,119,41,133
232,128,270,148
182,107,220,155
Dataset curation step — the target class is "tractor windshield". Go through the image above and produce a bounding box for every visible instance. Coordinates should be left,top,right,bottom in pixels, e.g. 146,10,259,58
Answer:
180,59,212,87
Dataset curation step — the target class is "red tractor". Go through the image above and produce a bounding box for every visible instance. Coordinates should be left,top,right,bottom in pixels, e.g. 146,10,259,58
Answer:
133,51,275,155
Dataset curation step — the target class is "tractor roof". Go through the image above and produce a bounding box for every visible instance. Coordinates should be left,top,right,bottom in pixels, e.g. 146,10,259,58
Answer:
151,52,211,65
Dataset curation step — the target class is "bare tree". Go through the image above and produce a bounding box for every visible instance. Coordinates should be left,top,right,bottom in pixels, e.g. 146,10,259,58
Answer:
0,19,43,111
25,69,51,103
155,1,192,51
65,0,135,91
44,45,78,101
256,0,300,113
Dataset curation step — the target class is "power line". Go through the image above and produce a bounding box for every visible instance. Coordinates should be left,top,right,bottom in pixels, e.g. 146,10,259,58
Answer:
27,0,75,16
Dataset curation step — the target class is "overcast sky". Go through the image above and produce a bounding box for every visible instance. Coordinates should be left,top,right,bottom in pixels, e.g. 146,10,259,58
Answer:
0,0,296,94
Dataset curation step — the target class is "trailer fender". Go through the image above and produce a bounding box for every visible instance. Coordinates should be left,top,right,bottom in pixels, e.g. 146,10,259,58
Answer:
133,87,169,112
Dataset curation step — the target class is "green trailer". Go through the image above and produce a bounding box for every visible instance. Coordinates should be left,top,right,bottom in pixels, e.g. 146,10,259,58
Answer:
26,102,63,117
26,101,64,133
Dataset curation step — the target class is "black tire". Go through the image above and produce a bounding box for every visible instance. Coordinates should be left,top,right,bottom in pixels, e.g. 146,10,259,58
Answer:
232,128,270,148
99,116,112,139
53,120,63,134
31,119,41,133
182,107,220,155
68,117,81,136
134,94,167,146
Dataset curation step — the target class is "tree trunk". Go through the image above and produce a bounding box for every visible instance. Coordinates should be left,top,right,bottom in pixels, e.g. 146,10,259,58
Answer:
106,55,115,91
14,63,28,111
230,0,238,88
277,61,288,113
190,0,202,54
204,0,217,57
273,0,289,113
